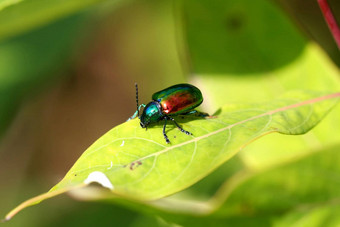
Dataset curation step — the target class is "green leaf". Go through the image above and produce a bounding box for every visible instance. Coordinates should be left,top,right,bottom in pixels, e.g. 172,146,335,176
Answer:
4,90,339,220
0,0,22,11
182,0,306,74
214,143,340,215
273,200,340,227
0,0,122,41
209,144,340,226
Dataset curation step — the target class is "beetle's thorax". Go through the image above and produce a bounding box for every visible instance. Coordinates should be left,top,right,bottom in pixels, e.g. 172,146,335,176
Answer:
140,101,163,128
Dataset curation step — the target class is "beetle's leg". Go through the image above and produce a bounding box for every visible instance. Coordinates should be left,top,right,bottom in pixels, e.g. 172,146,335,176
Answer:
163,118,170,144
127,104,146,121
169,117,192,135
127,111,138,121
136,104,146,112
184,110,198,115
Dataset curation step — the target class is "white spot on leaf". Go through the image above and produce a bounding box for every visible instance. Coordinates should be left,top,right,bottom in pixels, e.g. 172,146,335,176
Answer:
107,161,113,170
120,140,125,147
84,171,114,190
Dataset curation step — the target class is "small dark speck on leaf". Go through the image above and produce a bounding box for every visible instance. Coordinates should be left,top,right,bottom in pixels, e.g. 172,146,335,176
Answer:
225,13,245,32
129,161,142,170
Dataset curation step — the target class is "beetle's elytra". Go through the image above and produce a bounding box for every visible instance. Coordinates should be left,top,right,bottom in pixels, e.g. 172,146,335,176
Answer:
129,83,205,144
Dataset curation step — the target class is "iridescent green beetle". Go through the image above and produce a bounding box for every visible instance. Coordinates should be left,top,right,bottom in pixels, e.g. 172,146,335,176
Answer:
129,83,204,144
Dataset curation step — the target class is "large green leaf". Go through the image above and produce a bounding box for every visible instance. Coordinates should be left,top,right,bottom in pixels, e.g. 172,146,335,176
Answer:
4,90,339,220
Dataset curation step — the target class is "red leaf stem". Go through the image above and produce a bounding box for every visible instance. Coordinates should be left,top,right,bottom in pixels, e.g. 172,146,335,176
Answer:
318,0,340,49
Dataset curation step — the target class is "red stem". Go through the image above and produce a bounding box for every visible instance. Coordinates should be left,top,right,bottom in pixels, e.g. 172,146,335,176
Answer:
318,0,340,49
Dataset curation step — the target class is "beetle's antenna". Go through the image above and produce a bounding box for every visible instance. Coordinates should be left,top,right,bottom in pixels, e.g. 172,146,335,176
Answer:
135,83,139,117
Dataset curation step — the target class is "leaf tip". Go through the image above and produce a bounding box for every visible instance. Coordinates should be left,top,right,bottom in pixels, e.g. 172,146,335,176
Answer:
1,217,10,223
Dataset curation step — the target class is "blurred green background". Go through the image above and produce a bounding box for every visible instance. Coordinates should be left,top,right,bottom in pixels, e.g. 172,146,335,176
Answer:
0,0,339,226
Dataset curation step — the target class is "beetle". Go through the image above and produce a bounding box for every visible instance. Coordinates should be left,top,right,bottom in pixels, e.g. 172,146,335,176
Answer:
129,83,204,144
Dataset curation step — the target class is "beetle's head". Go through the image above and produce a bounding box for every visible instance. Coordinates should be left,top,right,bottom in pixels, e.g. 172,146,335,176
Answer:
140,101,163,128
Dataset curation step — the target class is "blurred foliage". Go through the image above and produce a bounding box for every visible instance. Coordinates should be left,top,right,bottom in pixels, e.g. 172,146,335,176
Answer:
0,0,115,41
183,0,306,74
0,0,339,226
0,13,87,136
274,0,340,67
